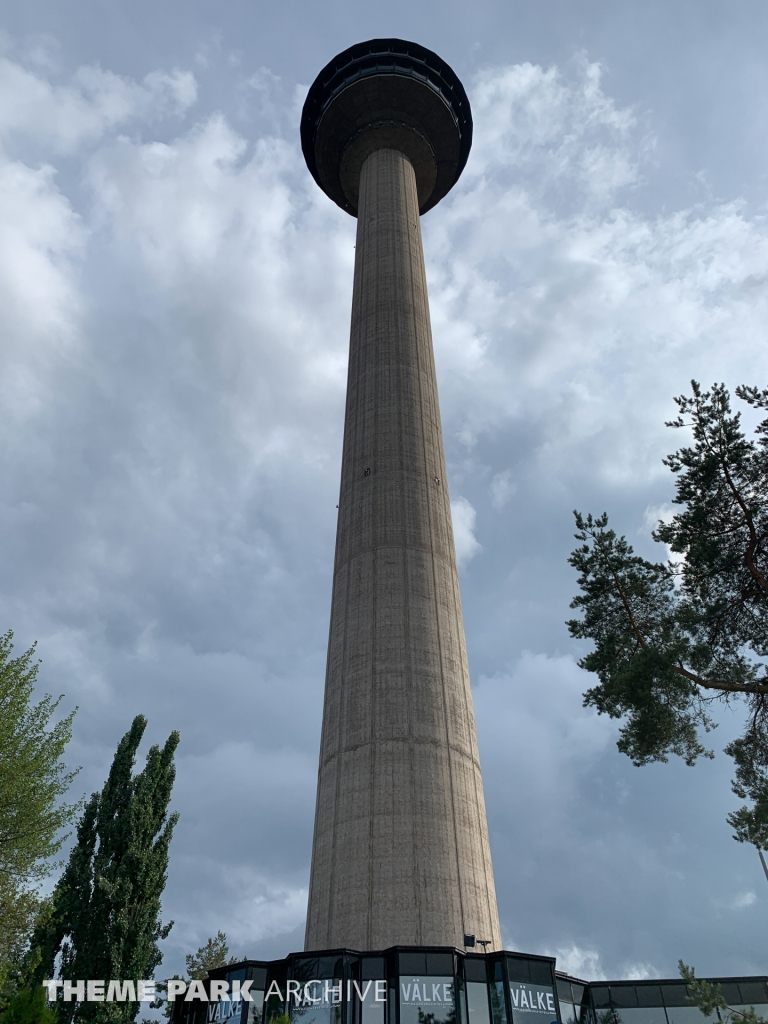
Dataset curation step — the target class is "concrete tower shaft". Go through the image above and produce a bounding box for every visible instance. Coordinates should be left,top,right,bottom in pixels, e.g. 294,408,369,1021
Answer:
303,41,501,952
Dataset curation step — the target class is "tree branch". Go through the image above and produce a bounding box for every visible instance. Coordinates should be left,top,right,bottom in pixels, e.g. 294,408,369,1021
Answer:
605,551,768,697
719,455,768,594
696,394,768,595
671,661,768,696
609,570,649,650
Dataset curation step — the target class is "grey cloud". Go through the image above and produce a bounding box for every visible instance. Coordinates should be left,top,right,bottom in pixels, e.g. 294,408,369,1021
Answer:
0,35,766,985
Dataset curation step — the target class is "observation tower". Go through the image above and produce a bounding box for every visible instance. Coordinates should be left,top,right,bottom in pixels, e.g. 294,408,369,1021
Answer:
301,38,502,953
171,43,768,1024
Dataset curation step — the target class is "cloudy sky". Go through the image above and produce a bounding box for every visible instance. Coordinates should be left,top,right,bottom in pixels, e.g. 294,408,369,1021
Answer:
2,0,768,986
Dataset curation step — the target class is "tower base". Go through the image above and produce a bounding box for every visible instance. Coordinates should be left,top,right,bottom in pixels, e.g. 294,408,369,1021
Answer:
170,945,768,1024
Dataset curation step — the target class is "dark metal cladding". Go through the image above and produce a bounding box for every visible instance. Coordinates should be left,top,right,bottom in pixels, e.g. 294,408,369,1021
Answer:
301,38,473,216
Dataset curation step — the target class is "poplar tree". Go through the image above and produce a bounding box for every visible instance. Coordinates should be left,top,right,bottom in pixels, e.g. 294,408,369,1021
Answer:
0,632,78,999
568,382,767,853
33,716,179,1024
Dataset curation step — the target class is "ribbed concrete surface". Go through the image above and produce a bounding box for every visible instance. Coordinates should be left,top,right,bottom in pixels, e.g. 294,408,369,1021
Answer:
305,147,501,952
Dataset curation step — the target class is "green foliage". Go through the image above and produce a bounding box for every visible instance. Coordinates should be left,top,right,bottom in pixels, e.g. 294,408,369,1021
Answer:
418,1011,456,1024
679,962,766,1024
596,1011,623,1024
0,632,78,998
267,1014,291,1024
151,976,182,1023
31,716,179,1024
154,932,239,1020
185,932,238,980
0,894,43,1014
725,726,768,848
1,986,57,1024
568,382,767,846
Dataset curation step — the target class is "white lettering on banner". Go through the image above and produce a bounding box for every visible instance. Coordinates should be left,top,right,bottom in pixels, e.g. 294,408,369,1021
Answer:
353,981,373,1001
508,985,556,1016
43,974,412,1010
107,981,136,1002
63,981,85,1002
46,978,259,1005
138,981,156,1002
286,981,302,1003
86,981,104,1002
305,981,322,1004
150,976,391,1007
168,981,188,1001
232,980,254,1002
324,981,342,1004
400,979,453,1007
208,998,242,1023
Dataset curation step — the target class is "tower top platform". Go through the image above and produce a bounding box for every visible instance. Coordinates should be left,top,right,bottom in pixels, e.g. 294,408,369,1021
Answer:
300,38,472,216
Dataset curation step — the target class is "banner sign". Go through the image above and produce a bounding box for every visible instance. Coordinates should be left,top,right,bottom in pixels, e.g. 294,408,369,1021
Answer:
508,983,557,1022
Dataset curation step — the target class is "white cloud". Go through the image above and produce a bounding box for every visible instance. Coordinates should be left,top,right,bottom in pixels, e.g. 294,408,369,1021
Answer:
467,57,641,209
0,156,83,420
549,945,605,980
1,44,766,977
642,503,676,536
490,469,517,509
621,963,662,981
475,653,615,809
641,502,685,570
426,60,768,485
0,57,197,155
452,496,482,565
731,891,757,910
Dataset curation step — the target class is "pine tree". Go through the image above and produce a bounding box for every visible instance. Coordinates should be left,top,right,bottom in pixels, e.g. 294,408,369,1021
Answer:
155,932,239,1020
185,933,238,980
32,716,179,1024
679,963,767,1024
568,382,767,851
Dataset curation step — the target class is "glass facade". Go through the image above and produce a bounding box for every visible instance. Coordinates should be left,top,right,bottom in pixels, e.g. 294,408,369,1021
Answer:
171,949,768,1024
556,978,768,1024
290,957,345,1024
506,955,558,1024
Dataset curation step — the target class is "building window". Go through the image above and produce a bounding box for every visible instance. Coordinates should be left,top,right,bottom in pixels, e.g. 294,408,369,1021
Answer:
289,958,344,1024
505,958,556,1024
399,977,455,1024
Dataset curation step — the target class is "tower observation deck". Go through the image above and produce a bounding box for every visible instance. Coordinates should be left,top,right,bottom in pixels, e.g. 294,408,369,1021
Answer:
171,41,768,1024
301,39,501,953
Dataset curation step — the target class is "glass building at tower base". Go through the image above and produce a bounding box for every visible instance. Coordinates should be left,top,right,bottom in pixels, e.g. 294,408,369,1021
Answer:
170,946,768,1024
